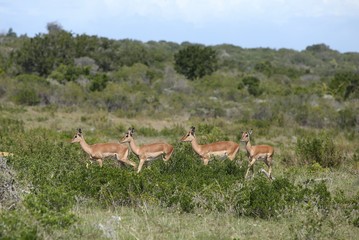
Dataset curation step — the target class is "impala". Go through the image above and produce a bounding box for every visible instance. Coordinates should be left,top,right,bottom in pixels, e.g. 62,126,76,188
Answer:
71,128,137,169
180,126,240,165
120,127,174,173
240,129,274,180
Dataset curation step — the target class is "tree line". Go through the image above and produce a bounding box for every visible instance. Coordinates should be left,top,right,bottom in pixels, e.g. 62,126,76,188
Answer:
0,22,358,115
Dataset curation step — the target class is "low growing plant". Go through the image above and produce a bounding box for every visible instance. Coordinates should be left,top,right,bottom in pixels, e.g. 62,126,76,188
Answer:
296,133,345,168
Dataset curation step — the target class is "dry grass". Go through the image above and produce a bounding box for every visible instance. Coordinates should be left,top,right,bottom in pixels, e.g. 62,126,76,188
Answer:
8,106,184,133
56,205,290,240
49,201,359,240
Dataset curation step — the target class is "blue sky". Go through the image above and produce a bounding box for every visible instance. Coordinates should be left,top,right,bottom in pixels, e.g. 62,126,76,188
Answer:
1,0,359,53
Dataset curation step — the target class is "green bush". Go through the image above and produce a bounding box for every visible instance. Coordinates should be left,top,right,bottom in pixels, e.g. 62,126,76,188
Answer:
235,177,302,219
89,73,108,92
242,76,263,96
0,127,352,233
49,64,87,83
24,186,77,228
337,107,357,130
234,177,333,219
12,88,40,106
174,45,218,80
0,211,38,240
295,133,345,168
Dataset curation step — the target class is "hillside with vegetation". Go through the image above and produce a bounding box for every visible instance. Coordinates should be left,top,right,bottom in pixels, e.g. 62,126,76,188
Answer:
0,23,358,239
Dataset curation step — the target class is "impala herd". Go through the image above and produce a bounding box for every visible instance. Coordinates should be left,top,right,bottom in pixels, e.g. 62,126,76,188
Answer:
71,127,275,180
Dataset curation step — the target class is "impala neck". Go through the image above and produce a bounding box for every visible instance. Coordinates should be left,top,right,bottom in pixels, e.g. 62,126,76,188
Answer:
190,137,203,155
79,138,93,155
128,139,141,156
245,140,252,153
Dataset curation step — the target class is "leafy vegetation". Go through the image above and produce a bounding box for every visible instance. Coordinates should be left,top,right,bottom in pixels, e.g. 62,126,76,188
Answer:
174,45,218,80
0,24,358,239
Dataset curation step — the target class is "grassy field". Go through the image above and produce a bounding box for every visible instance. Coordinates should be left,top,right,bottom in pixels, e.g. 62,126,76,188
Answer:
1,104,358,240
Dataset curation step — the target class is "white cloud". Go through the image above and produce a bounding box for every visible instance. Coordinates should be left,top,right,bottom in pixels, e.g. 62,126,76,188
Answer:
2,0,358,25
97,0,359,19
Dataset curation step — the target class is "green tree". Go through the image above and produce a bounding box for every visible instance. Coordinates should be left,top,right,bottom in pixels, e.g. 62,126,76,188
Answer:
116,39,152,67
15,25,75,76
254,61,273,77
329,71,359,100
6,28,17,37
242,76,263,96
174,45,218,80
89,74,108,92
46,21,63,34
305,43,332,53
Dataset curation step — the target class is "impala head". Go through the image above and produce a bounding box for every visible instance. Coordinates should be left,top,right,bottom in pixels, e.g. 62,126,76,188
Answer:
240,129,253,143
120,127,134,143
71,128,83,143
180,126,196,142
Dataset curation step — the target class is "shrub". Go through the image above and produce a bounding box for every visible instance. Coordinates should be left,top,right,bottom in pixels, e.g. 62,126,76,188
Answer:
0,211,38,240
12,88,40,106
24,186,77,228
295,133,345,168
329,71,359,100
242,76,263,96
174,45,218,80
49,64,87,83
337,107,357,130
89,74,108,92
235,177,303,219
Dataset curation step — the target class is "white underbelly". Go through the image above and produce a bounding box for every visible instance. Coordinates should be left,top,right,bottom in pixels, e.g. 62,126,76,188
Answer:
92,152,115,159
145,151,163,161
256,153,268,160
209,151,227,159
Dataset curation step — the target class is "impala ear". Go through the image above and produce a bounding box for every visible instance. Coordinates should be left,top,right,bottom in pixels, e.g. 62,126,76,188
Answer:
131,128,135,134
249,129,253,135
190,126,196,134
77,128,82,137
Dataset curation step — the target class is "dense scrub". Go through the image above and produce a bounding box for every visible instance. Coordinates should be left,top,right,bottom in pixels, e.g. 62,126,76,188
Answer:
0,118,358,239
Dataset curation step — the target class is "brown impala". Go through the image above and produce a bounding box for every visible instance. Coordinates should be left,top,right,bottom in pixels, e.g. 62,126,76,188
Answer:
180,126,240,165
240,129,274,180
120,127,174,173
71,128,137,169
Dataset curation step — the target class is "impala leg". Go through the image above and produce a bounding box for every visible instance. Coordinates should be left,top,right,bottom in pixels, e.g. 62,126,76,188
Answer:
268,165,273,180
163,148,174,162
137,159,146,173
229,146,240,161
115,152,137,169
245,157,256,179
87,157,95,168
203,157,209,165
96,159,103,168
267,156,273,180
121,158,138,170
129,160,138,170
260,157,273,180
